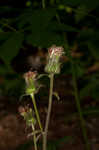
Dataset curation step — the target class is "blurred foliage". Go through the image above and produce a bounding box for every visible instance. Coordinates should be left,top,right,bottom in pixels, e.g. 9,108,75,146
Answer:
0,0,99,101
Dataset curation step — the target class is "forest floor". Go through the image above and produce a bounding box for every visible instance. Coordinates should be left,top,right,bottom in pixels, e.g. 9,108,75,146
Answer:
0,74,99,150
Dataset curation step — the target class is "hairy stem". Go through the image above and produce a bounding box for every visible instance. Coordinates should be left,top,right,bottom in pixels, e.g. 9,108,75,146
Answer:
31,94,43,132
43,73,54,150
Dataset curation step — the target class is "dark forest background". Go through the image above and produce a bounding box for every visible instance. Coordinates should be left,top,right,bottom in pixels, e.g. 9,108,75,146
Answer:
0,0,99,150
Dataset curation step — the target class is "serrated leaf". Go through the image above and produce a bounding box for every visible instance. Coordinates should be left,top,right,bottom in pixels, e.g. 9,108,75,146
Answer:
0,32,24,65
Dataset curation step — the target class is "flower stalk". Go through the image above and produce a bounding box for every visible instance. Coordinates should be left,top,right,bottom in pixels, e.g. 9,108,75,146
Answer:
43,73,54,150
43,45,64,150
31,93,43,132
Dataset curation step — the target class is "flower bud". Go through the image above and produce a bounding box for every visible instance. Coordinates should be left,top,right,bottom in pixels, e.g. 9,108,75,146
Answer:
45,45,64,74
18,106,36,126
23,71,38,95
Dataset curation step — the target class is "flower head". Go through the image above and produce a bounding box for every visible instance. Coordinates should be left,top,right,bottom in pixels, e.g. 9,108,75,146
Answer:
23,71,37,86
45,45,64,74
23,71,38,95
48,45,64,58
18,105,36,126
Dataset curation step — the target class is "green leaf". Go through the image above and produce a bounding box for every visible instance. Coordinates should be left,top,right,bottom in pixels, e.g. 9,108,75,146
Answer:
0,32,24,65
17,8,62,47
27,31,64,47
48,21,80,32
17,8,56,29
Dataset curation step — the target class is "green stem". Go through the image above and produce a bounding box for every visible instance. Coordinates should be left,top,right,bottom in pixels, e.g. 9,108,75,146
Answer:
42,0,45,9
43,73,54,150
71,59,90,150
56,12,90,150
31,94,43,132
32,124,38,150
64,40,90,150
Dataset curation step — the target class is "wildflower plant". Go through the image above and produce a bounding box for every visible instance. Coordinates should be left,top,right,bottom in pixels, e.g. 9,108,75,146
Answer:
19,45,64,150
